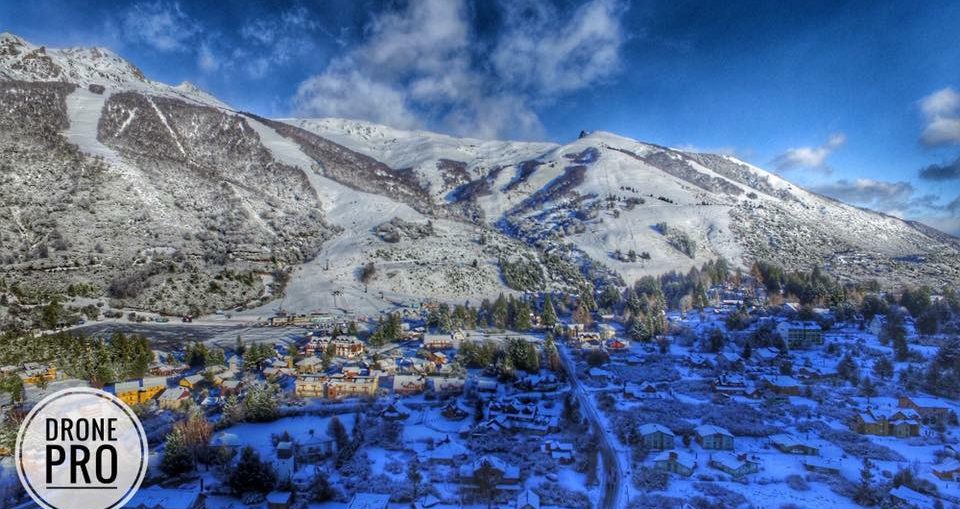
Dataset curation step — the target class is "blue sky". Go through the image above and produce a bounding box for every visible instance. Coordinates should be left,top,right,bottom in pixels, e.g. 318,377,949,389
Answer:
2,0,959,234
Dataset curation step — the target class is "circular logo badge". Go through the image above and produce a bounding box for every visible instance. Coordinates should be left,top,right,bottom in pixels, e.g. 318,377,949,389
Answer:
15,388,148,509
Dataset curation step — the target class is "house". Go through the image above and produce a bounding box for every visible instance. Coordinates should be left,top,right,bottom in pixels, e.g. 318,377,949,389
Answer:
331,336,365,358
588,367,613,383
380,400,411,421
752,347,783,365
624,381,661,400
346,493,391,509
542,440,575,464
776,321,824,349
653,450,697,476
770,434,819,456
428,376,465,395
423,331,464,350
107,377,168,406
713,373,748,395
686,354,711,368
179,374,204,390
441,400,470,420
932,459,960,481
898,395,957,426
266,491,293,509
295,356,323,374
157,386,191,410
393,375,426,395
762,375,802,396
516,488,541,509
888,485,941,508
459,455,521,490
18,363,57,385
123,487,204,509
516,374,561,392
474,377,498,392
709,452,759,477
804,458,841,475
695,425,734,450
638,424,675,450
426,438,469,465
852,408,920,437
298,434,337,462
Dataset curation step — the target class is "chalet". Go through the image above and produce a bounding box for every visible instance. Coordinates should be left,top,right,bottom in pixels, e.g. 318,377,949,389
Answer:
562,323,586,339
933,459,960,481
459,455,521,490
716,352,742,368
123,487,204,509
429,376,466,395
346,493,390,509
426,438,468,465
852,408,920,437
474,377,499,392
769,434,819,455
220,379,242,396
295,356,323,374
515,374,560,392
653,450,696,477
709,452,759,477
762,375,802,396
752,347,783,365
713,373,748,395
489,398,538,422
298,435,336,462
516,488,541,509
898,395,957,426
442,400,470,420
624,381,661,400
157,386,191,410
776,321,823,349
638,424,675,450
265,491,293,509
576,331,603,346
393,375,426,395
380,400,411,421
694,425,734,450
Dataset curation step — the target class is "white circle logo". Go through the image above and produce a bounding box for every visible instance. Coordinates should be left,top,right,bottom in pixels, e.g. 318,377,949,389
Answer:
15,388,148,509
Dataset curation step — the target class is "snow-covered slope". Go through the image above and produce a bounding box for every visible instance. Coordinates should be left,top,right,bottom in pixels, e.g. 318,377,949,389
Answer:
1,32,958,318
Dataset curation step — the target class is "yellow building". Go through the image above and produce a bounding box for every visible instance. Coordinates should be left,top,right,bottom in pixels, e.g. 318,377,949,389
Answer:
109,377,169,406
19,363,57,385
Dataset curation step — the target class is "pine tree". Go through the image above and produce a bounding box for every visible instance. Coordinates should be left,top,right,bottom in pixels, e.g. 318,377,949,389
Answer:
160,429,194,475
542,294,557,327
228,446,276,495
311,471,336,501
329,416,350,452
873,356,894,380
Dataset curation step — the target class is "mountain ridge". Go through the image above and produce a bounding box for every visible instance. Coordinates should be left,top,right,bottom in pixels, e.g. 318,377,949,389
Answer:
0,34,957,320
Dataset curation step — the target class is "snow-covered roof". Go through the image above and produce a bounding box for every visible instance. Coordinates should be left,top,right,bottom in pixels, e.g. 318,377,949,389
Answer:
654,450,696,468
710,452,755,470
347,493,391,509
516,488,541,509
638,423,674,436
695,424,733,438
123,487,200,509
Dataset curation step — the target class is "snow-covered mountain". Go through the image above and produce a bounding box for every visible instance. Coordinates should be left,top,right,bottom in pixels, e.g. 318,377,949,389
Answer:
1,34,957,317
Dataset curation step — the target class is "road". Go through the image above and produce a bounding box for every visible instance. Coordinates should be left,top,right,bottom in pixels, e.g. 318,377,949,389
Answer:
558,345,628,509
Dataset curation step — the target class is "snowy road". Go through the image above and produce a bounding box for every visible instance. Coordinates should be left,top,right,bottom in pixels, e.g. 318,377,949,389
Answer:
558,345,628,509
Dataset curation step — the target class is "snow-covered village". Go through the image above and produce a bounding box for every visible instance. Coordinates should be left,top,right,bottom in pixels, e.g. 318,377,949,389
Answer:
2,261,960,509
2,2,960,509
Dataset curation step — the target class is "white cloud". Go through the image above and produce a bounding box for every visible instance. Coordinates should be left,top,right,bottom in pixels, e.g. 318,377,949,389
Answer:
919,87,960,147
121,1,199,52
772,133,846,172
196,42,219,72
293,0,627,140
811,177,914,214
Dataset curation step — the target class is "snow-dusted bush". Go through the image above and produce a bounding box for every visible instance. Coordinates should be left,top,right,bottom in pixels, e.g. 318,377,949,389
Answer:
633,467,669,491
786,474,809,491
